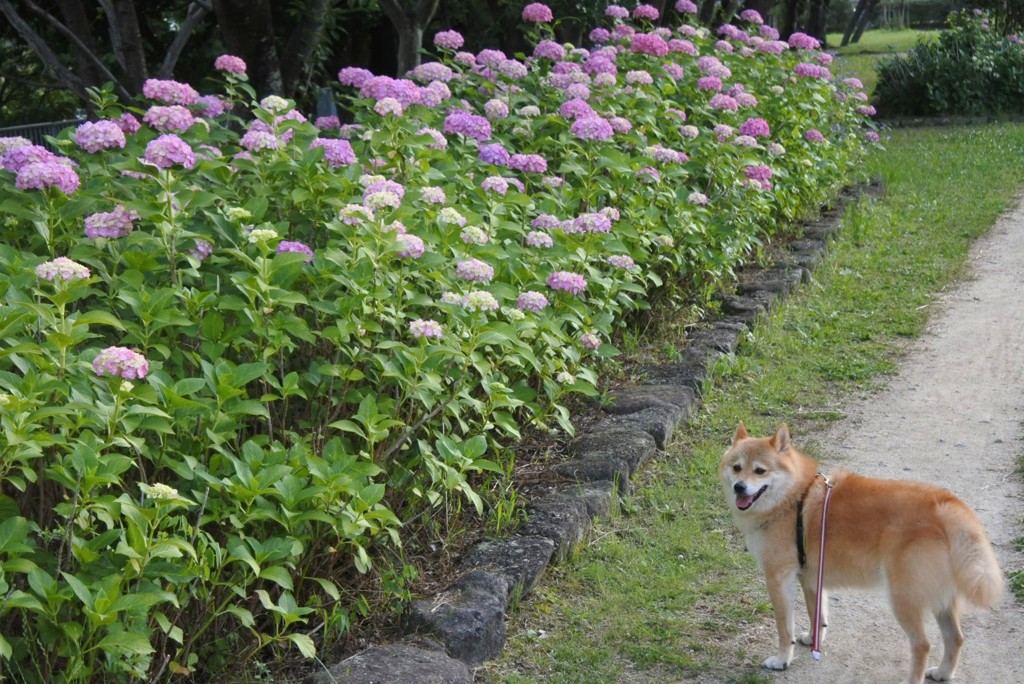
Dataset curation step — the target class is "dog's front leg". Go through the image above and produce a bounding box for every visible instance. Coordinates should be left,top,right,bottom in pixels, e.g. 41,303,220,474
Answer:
763,565,798,670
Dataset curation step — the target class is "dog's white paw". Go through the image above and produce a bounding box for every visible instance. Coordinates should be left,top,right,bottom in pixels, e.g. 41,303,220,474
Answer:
798,631,813,646
925,667,953,682
763,655,790,671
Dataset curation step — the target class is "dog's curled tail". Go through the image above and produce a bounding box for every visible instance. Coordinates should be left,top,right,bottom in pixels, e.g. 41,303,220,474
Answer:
945,504,1004,608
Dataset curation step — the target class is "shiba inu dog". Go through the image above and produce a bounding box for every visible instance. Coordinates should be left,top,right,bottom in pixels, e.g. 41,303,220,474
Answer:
721,423,1003,684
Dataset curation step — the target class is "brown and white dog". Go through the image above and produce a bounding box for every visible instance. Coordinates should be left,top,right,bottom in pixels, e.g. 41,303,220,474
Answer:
721,422,1003,684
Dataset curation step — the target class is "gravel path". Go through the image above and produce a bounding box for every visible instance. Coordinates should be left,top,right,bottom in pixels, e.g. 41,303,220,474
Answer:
764,197,1024,682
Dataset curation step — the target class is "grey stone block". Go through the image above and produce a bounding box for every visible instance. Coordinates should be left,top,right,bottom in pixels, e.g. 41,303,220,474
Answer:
304,641,471,684
521,494,590,562
635,346,715,391
552,457,631,494
459,535,555,601
569,425,657,474
736,267,803,297
404,570,509,666
687,322,743,355
599,403,682,449
604,384,697,416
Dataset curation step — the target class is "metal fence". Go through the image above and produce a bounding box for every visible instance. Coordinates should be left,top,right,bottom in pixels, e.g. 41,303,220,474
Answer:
0,118,85,150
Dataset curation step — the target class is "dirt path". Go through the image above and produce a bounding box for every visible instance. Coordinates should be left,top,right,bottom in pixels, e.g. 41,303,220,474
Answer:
763,197,1024,682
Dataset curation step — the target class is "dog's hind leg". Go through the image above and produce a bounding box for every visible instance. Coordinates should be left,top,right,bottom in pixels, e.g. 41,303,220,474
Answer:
890,591,931,684
926,601,964,682
798,584,828,647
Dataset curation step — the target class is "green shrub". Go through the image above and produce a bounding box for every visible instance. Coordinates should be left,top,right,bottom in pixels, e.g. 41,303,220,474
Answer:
875,8,1024,116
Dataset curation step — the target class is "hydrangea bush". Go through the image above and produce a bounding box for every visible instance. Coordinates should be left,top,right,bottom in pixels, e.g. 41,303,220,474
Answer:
0,2,877,680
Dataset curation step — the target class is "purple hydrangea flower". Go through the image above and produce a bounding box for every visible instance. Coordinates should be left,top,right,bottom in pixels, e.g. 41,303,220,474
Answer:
788,32,821,50
709,94,739,111
697,76,723,91
93,346,149,380
606,255,636,270
675,0,698,12
580,332,601,350
481,176,509,194
534,40,566,61
117,112,141,135
805,129,827,142
479,143,511,166
189,239,214,261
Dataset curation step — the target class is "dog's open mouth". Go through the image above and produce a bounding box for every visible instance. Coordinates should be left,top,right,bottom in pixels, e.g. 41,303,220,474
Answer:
735,485,768,511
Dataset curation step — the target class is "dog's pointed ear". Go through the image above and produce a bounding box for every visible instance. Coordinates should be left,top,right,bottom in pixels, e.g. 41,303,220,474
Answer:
772,424,791,453
733,422,749,444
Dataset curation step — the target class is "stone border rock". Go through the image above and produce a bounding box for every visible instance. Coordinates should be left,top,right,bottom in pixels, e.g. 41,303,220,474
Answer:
302,179,883,684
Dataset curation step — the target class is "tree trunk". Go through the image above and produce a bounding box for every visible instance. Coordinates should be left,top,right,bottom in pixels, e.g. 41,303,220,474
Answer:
107,0,148,92
379,0,440,76
806,0,829,43
280,0,334,95
780,0,803,38
159,1,214,78
698,0,718,26
841,0,869,46
56,0,105,90
213,0,283,96
850,0,880,43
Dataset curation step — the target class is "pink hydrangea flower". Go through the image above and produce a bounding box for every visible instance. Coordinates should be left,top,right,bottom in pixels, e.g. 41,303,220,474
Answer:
309,138,356,167
143,134,196,169
214,54,247,74
93,346,149,380
675,0,698,12
547,271,587,295
85,205,139,239
526,231,554,248
276,240,315,262
35,256,90,282
74,120,126,153
580,332,601,350
522,2,553,22
143,105,195,133
633,3,659,20
117,112,142,135
433,30,465,50
455,258,495,283
16,162,80,194
338,67,374,87
805,129,827,142
571,116,614,141
739,117,771,138
396,234,426,258
142,79,199,106
631,33,669,56
443,112,491,141
516,291,549,312
409,319,443,339
509,153,547,173
606,255,636,270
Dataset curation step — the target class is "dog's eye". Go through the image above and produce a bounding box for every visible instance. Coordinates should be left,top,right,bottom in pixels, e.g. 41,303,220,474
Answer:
754,467,766,475
732,464,742,473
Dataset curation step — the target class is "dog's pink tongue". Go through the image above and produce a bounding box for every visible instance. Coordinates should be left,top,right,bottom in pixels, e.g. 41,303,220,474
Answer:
736,494,754,510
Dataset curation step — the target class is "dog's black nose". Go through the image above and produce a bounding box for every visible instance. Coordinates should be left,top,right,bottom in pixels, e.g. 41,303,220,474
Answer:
733,481,746,494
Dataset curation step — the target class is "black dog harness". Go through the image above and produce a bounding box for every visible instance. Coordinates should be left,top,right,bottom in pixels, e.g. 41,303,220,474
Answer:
794,477,820,567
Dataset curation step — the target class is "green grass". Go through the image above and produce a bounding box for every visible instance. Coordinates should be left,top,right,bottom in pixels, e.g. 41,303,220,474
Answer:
477,123,1024,683
827,29,938,93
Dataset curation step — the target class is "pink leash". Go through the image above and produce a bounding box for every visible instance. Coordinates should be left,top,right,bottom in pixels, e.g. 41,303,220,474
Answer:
811,474,833,660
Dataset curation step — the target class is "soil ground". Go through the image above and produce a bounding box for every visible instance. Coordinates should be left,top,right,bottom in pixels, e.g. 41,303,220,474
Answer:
743,196,1024,682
